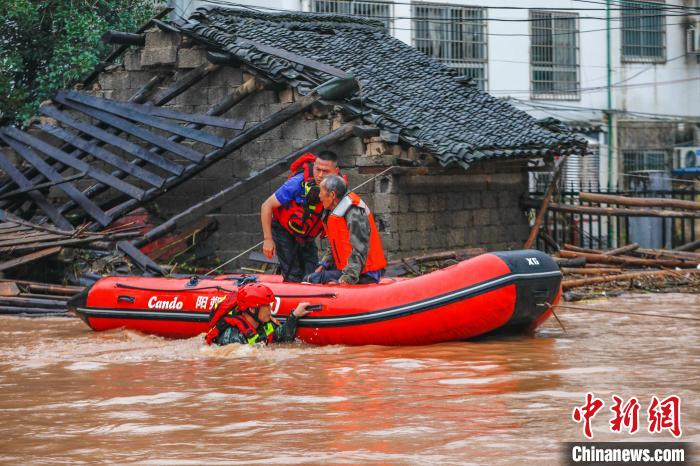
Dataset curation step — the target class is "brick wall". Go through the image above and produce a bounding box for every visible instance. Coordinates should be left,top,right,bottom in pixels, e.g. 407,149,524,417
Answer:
93,28,530,265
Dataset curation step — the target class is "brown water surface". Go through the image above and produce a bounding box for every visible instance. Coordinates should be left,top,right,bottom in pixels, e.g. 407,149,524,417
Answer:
0,293,697,465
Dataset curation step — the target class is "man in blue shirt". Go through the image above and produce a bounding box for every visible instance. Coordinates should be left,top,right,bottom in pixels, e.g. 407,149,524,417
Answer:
260,151,340,282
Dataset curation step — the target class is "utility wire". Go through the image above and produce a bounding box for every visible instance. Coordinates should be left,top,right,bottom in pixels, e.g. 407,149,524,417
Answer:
197,1,698,20
508,98,700,121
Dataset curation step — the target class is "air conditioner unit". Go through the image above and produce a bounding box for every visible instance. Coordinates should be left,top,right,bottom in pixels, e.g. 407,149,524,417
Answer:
688,20,700,55
673,146,700,169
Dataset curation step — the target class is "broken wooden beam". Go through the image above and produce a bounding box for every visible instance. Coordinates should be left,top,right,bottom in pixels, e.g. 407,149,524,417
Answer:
675,239,700,252
40,125,164,188
0,152,73,231
101,31,145,46
524,156,565,249
0,246,62,272
580,192,700,211
558,250,697,268
106,77,357,231
602,243,639,256
562,269,700,289
54,95,205,163
151,63,219,107
2,126,146,200
131,123,356,248
560,267,623,275
634,247,700,262
41,105,184,175
60,77,259,215
0,279,83,296
0,131,113,227
63,91,227,148
0,172,86,201
523,198,700,218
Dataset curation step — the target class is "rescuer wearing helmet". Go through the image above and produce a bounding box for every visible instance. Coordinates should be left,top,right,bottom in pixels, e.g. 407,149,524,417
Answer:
205,283,313,346
303,175,387,285
260,151,341,282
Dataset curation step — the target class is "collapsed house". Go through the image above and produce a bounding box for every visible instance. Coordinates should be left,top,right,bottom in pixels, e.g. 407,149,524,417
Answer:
0,6,586,279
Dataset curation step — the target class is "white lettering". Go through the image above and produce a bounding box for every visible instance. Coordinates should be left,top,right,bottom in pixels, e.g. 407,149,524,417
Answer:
195,296,208,310
147,296,183,310
526,257,540,266
271,297,281,315
209,296,225,310
571,446,582,462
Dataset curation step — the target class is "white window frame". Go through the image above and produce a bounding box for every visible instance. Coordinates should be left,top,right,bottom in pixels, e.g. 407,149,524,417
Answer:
530,10,580,101
310,0,394,33
620,0,667,63
412,2,489,91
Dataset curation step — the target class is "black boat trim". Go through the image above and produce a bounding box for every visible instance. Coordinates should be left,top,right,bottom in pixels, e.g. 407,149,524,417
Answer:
74,270,562,328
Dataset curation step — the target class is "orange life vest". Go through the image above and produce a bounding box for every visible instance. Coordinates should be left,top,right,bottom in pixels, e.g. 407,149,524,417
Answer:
324,192,387,273
272,153,325,240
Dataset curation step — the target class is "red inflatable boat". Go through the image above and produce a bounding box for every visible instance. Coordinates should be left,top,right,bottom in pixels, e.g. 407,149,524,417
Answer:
68,250,562,346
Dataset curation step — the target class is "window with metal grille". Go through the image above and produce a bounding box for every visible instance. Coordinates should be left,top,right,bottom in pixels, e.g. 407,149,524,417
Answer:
621,0,666,62
412,3,488,90
622,150,669,173
530,11,579,100
311,0,393,32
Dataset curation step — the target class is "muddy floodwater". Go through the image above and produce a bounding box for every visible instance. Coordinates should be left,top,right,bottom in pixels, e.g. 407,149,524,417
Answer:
0,293,697,464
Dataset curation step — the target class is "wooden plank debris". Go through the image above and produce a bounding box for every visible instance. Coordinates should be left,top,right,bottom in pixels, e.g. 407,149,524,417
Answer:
0,132,112,226
580,192,700,211
2,127,145,200
131,123,356,248
63,91,227,148
150,63,219,106
523,198,700,218
524,157,565,249
0,172,86,201
0,246,62,272
41,105,184,175
54,95,205,163
0,152,73,231
40,125,165,188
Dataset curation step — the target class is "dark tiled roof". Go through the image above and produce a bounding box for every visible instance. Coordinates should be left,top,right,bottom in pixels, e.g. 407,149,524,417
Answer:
178,7,587,168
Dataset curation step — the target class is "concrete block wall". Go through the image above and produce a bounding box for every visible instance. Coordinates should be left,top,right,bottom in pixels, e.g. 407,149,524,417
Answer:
88,28,531,265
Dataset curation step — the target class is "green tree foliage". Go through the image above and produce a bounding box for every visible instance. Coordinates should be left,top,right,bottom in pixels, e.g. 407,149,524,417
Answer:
0,0,160,126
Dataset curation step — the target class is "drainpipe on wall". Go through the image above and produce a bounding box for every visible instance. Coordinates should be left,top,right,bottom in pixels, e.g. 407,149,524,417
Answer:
606,0,614,242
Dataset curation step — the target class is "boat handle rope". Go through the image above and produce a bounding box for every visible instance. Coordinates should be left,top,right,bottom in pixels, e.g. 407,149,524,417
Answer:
116,283,236,293
115,282,337,299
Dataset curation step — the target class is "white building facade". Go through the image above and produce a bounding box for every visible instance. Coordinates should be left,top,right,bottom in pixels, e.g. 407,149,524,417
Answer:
172,0,700,190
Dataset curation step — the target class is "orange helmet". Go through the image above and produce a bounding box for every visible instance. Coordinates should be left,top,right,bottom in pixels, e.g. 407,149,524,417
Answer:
237,283,275,311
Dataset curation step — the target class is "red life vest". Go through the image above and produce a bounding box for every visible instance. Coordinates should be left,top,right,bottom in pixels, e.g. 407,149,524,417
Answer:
205,294,277,345
323,191,387,274
272,153,325,239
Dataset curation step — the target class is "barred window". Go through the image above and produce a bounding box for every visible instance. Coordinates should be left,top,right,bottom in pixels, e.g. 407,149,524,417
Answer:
621,0,666,62
622,150,669,173
530,11,579,100
413,3,488,90
311,0,393,32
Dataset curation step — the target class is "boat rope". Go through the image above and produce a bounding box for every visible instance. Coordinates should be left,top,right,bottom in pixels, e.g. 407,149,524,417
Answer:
116,283,235,293
204,166,397,276
550,308,567,333
352,166,396,192
550,303,700,322
204,241,264,277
